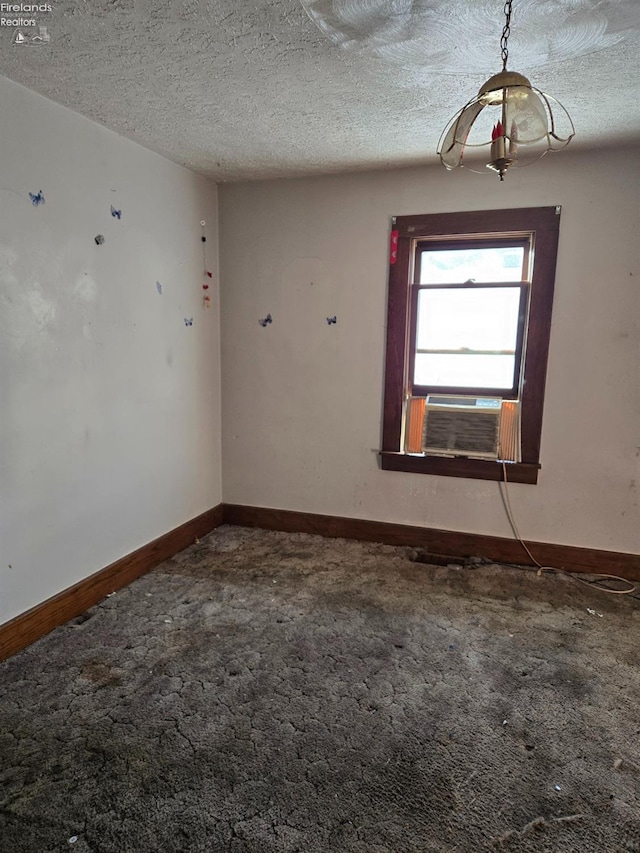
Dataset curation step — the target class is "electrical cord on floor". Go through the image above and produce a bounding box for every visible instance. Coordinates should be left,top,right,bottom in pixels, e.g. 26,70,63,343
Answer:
499,461,637,599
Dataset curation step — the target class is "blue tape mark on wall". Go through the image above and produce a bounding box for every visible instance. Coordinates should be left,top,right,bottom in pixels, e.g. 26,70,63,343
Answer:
156,281,163,295
110,205,122,219
95,234,105,245
184,318,193,326
28,190,45,206
326,316,337,325
259,314,272,327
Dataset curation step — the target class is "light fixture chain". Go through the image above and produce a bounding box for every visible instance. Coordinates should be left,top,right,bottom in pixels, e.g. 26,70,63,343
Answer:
500,0,512,70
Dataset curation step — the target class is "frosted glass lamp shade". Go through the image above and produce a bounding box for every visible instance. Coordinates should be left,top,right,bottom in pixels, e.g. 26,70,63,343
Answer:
437,70,574,177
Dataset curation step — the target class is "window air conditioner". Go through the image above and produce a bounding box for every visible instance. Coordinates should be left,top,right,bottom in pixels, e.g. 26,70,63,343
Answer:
404,394,522,462
404,396,521,461
423,396,502,459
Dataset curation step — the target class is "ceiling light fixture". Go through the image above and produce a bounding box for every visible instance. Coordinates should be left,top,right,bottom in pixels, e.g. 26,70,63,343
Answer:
437,0,575,181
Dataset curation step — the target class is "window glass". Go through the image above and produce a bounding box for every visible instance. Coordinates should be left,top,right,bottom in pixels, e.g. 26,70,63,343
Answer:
415,286,521,389
414,352,516,389
416,287,521,352
420,246,525,284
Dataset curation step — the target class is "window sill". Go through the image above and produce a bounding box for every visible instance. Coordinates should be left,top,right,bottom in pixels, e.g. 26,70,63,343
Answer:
379,452,540,484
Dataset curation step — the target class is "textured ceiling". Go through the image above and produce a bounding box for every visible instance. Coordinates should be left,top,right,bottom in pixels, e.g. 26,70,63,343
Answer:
1,0,639,182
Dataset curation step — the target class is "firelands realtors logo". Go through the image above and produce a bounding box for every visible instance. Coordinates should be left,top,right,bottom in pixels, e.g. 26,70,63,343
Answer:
1,3,52,44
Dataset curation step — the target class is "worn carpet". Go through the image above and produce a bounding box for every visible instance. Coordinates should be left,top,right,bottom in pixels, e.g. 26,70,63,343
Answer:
1,525,639,852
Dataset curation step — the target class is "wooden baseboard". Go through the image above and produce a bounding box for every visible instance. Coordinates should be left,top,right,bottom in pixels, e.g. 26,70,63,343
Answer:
3,501,636,662
0,504,224,662
223,504,640,582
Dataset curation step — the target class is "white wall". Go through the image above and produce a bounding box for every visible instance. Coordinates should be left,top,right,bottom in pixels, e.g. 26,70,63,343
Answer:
219,147,640,556
0,76,222,624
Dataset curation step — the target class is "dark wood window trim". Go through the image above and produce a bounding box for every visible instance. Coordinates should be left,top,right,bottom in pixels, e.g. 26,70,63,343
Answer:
381,207,562,484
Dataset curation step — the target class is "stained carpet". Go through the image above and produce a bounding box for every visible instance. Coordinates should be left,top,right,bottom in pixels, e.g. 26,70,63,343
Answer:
1,525,639,852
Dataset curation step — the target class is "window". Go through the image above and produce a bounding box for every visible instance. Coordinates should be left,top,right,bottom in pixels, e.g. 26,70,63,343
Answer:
381,207,561,484
413,238,529,397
